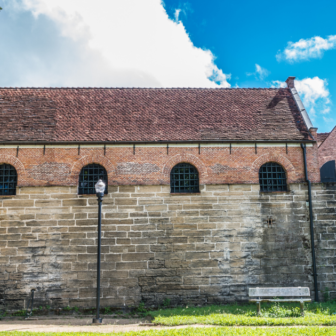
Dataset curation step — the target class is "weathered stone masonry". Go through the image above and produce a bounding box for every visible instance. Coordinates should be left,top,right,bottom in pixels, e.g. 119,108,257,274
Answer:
1,181,335,309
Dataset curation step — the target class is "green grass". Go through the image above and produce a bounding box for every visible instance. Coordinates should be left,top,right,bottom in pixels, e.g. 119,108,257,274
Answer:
1,328,336,336
148,302,336,326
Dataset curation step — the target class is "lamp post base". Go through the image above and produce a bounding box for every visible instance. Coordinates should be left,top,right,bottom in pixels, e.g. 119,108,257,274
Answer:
92,318,103,324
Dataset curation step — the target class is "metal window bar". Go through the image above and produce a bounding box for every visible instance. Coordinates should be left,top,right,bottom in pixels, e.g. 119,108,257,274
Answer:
170,163,199,193
259,162,287,192
0,164,17,196
78,164,108,195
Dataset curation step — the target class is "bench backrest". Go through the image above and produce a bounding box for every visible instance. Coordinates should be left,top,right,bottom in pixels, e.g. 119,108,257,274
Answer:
249,287,310,297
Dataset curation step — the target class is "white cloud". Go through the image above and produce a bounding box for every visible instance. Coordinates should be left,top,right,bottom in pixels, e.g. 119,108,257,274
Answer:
247,64,269,80
323,116,334,123
2,0,230,87
173,2,193,22
272,77,331,122
277,35,336,62
271,80,286,88
174,9,181,22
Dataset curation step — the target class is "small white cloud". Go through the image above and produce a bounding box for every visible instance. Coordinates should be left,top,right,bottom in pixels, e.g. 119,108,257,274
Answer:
277,35,336,62
272,77,331,122
323,116,334,123
174,8,181,22
271,80,286,88
247,64,269,80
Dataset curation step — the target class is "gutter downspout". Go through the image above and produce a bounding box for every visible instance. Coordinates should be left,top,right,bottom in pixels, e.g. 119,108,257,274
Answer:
301,143,319,302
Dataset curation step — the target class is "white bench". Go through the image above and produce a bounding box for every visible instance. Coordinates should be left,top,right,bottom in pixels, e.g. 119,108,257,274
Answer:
249,287,311,316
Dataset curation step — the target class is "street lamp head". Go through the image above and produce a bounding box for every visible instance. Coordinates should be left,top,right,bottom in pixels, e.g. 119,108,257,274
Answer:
95,179,106,195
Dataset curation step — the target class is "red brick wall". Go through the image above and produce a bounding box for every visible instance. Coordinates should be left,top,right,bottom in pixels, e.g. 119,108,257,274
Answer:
318,128,336,168
0,144,320,187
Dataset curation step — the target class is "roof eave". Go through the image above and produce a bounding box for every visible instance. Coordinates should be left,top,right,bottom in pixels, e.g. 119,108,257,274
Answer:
0,139,316,145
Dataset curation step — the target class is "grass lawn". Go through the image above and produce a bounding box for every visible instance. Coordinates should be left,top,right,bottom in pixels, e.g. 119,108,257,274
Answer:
1,327,336,335
148,302,336,326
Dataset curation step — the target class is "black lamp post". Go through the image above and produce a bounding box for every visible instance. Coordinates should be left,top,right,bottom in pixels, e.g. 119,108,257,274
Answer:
92,179,105,325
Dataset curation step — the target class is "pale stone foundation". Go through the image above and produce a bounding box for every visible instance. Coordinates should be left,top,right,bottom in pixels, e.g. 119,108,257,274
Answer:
0,183,335,310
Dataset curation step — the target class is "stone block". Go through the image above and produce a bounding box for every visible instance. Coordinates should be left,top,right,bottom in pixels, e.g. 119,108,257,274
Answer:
105,213,129,219
173,224,197,230
58,220,76,226
145,205,168,212
118,186,136,193
87,245,109,253
229,185,251,191
190,260,218,268
103,218,133,225
206,185,229,191
158,237,188,244
35,200,62,207
63,199,88,206
115,199,137,206
185,252,210,260
183,277,210,285
0,221,25,227
116,262,147,270
101,238,116,245
19,187,45,194
104,231,127,238
117,205,144,212
137,186,161,193
122,253,154,261
3,200,35,207
138,199,163,205
0,248,17,256
75,219,97,226
25,220,58,227
190,197,218,204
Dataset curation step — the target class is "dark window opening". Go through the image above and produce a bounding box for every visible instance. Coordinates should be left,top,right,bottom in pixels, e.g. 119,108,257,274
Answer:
320,160,336,183
0,164,17,196
170,163,199,193
78,164,108,195
259,162,287,192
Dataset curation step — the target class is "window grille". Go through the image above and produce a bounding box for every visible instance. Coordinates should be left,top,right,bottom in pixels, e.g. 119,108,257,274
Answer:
0,164,17,196
170,163,199,193
259,162,287,192
78,164,108,195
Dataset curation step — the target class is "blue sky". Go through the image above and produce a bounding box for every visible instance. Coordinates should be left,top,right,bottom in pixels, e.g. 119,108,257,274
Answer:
0,0,335,132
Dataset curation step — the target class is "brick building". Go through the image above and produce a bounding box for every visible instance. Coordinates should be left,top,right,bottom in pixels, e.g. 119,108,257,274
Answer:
0,76,335,310
318,127,336,182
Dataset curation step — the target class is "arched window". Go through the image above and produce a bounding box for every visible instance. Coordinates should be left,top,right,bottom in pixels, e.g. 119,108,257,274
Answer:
320,160,336,183
78,164,108,195
170,163,199,193
259,162,287,192
0,164,17,196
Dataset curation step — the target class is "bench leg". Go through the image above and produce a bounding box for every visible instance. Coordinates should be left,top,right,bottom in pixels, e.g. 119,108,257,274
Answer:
257,301,261,316
300,301,304,317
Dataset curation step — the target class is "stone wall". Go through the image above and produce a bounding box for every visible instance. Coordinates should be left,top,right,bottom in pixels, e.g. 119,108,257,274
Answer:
3,182,333,310
313,182,336,300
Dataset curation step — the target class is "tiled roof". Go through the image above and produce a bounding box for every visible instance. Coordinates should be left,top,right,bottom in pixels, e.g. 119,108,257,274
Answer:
0,88,312,142
317,132,331,147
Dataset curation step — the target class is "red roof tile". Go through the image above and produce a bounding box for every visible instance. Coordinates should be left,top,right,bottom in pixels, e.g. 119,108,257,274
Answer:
317,132,331,147
0,88,312,142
